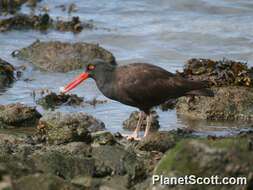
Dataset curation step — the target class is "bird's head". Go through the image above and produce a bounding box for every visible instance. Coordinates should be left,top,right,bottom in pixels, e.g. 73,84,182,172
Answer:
61,59,115,93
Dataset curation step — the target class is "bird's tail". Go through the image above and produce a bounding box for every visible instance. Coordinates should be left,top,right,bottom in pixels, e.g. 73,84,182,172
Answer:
186,88,214,97
185,80,214,97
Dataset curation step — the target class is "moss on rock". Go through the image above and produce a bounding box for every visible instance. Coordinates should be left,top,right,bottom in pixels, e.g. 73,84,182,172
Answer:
154,136,253,190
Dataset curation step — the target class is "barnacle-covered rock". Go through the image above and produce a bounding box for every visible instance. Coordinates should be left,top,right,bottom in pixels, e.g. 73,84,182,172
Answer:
0,103,41,128
36,112,105,145
179,58,253,87
176,86,253,121
14,41,116,72
154,135,253,190
0,13,53,32
36,92,83,109
0,13,93,32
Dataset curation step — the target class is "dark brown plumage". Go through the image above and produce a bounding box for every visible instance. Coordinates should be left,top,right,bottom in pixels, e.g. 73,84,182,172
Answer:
88,61,213,112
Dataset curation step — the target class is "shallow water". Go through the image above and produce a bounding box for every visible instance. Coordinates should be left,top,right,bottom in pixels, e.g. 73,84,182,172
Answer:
0,0,253,136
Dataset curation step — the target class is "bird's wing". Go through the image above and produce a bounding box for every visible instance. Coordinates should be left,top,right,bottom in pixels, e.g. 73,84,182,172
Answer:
115,63,196,108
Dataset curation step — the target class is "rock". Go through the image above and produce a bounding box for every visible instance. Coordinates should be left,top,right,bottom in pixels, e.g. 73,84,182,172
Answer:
122,111,160,131
36,92,108,109
0,0,27,15
92,145,146,185
36,92,84,109
31,149,95,180
179,58,253,87
176,86,253,121
136,132,178,153
36,112,105,144
154,136,253,190
0,13,53,32
0,144,36,179
0,13,93,33
0,58,15,87
40,142,92,156
0,103,41,128
98,176,129,190
14,41,116,72
14,174,81,190
91,131,116,145
56,16,93,33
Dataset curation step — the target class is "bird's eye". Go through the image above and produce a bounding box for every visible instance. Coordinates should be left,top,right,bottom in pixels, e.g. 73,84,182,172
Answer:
87,64,95,70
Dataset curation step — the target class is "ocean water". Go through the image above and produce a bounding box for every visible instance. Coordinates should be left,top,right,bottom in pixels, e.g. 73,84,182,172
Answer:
0,0,253,136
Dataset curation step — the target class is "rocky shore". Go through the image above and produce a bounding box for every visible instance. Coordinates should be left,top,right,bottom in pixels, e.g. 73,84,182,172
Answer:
0,2,253,189
175,58,253,121
0,117,252,190
1,53,253,189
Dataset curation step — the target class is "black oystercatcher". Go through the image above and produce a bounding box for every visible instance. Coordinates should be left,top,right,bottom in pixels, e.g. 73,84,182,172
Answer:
61,59,213,139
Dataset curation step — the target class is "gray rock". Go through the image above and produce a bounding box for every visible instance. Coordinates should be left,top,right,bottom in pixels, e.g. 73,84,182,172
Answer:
31,149,95,180
14,173,81,190
122,111,160,131
91,131,116,146
137,132,177,153
36,112,106,145
0,103,41,128
14,41,116,72
36,92,84,109
92,145,146,185
176,86,253,121
153,135,253,190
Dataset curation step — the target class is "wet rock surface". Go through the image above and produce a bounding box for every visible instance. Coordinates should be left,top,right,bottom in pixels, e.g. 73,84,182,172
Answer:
35,92,108,109
176,86,253,121
0,103,41,128
35,112,105,145
122,111,160,131
14,174,81,190
179,58,253,87
176,58,253,121
137,131,181,153
0,124,252,190
0,0,28,15
0,13,93,33
91,131,116,145
14,40,116,72
0,58,15,88
153,134,253,190
0,128,252,190
36,92,84,109
0,13,52,32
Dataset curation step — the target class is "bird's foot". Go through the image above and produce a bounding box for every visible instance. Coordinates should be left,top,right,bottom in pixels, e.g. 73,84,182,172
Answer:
122,133,141,141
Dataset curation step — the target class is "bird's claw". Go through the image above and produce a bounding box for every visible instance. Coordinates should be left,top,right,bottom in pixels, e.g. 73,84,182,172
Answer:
121,133,141,141
127,135,141,141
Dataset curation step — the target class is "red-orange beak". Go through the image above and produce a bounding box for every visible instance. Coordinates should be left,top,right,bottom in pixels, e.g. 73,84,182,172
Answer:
62,72,89,93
